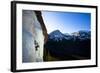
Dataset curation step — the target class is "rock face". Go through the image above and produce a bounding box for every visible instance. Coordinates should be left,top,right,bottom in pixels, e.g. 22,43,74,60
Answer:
22,10,47,62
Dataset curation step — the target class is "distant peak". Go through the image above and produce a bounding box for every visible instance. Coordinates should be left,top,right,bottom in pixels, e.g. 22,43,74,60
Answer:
52,30,61,32
49,30,62,34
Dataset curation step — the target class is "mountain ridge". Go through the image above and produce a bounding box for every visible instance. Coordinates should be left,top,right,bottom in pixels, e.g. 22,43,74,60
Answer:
48,30,90,41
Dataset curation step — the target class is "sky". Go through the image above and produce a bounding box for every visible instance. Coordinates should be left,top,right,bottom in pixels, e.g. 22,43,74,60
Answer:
42,11,91,34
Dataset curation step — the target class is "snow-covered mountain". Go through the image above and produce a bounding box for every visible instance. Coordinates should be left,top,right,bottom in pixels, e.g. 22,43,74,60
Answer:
49,30,66,41
72,31,91,40
48,30,90,41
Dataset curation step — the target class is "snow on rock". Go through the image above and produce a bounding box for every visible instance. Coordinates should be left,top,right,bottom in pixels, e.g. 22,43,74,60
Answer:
48,30,90,41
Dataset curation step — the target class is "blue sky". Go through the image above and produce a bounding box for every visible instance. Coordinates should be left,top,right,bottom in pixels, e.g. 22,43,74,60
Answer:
42,11,91,34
